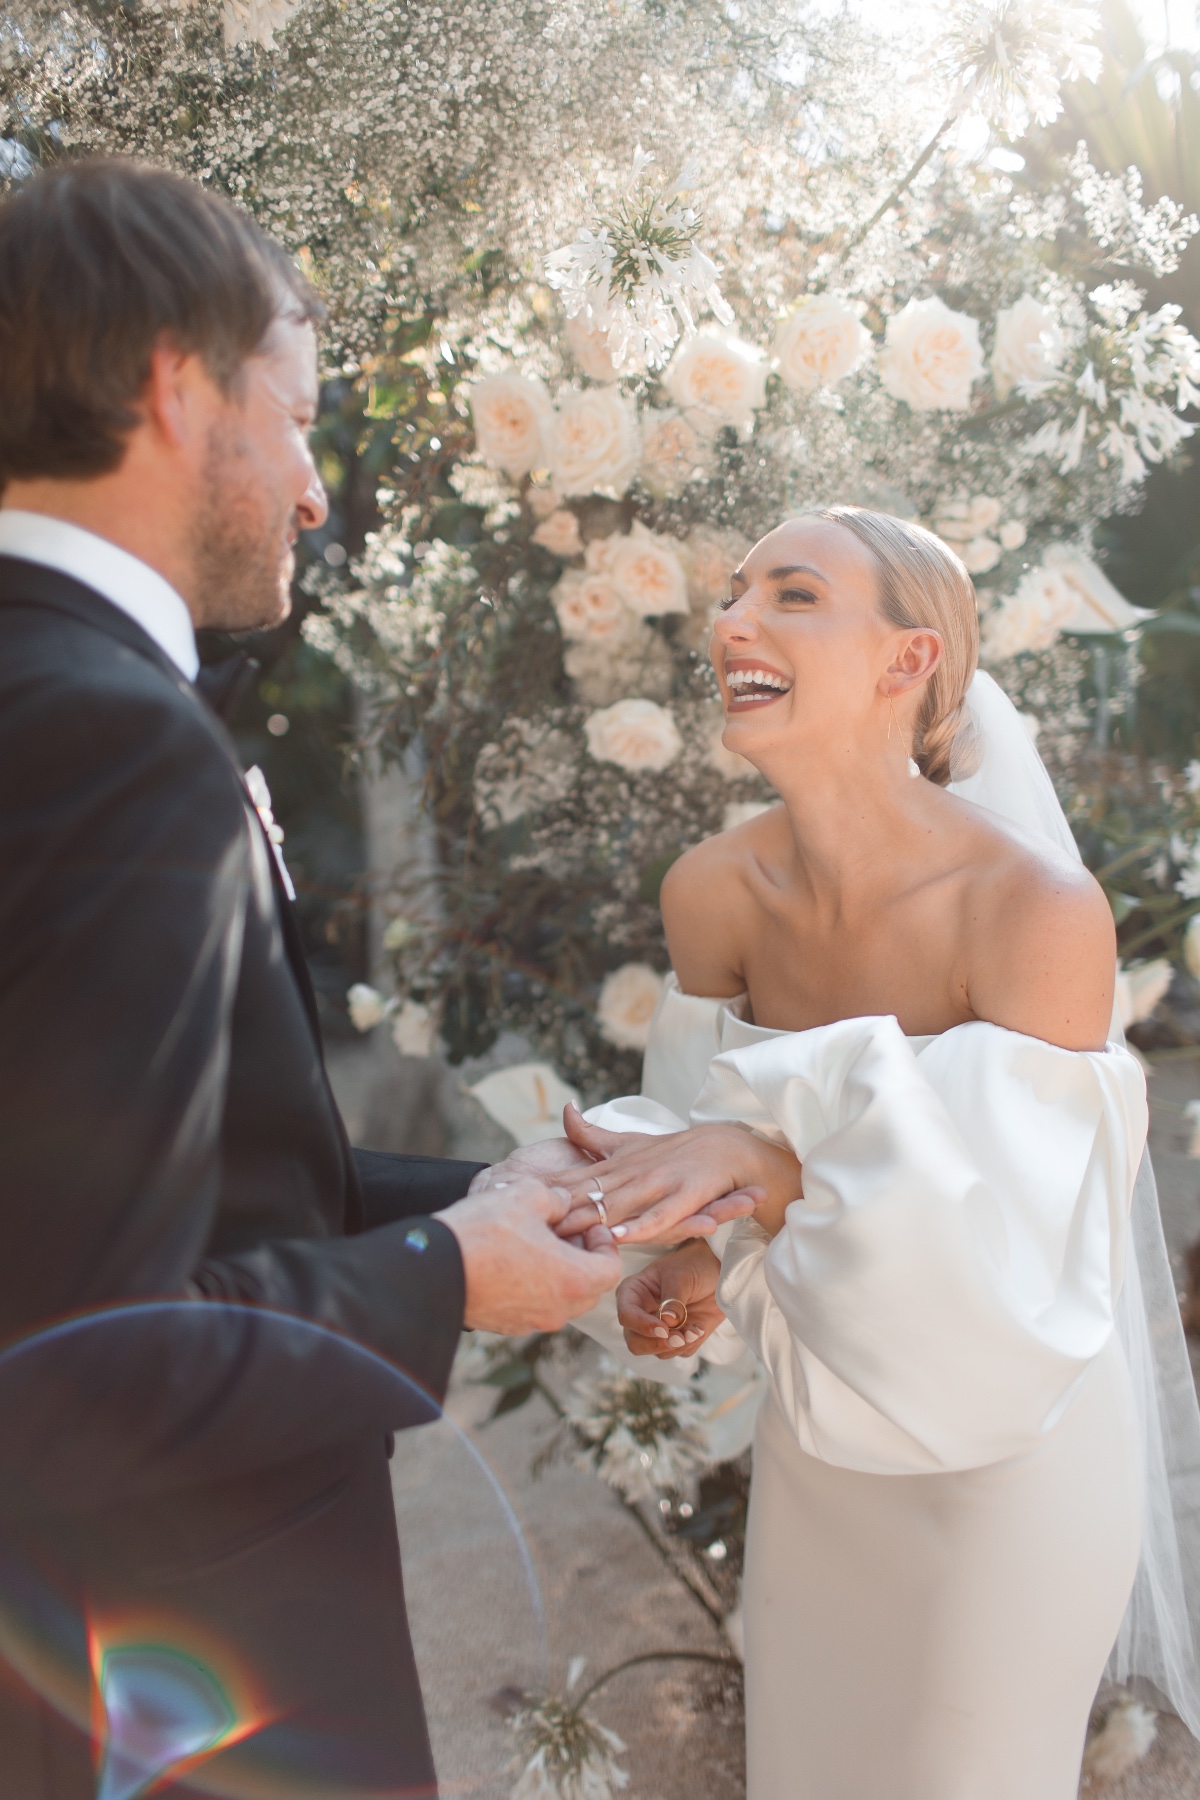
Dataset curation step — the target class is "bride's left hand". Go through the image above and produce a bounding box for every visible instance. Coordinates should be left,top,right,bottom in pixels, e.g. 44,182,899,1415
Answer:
553,1105,803,1245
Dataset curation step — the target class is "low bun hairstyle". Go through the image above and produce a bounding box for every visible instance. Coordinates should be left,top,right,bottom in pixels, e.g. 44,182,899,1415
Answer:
814,505,980,787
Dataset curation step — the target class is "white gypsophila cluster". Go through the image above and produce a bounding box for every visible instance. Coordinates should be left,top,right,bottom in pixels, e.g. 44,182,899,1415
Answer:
304,532,478,700
565,1364,710,1502
933,0,1102,139
545,149,734,374
510,1694,628,1800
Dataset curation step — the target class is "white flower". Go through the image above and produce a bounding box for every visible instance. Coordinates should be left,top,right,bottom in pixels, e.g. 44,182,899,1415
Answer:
1114,960,1172,1030
998,519,1027,550
564,312,620,383
1185,1097,1200,1159
723,801,773,831
528,485,563,520
563,619,674,707
961,536,1002,574
566,1362,709,1497
347,983,387,1032
933,496,1000,542
221,0,300,49
879,298,984,413
1174,833,1200,901
707,717,757,782
980,565,1075,661
934,2,1102,140
547,389,640,498
552,571,628,643
991,295,1064,399
1041,545,1154,633
1185,761,1200,794
471,373,553,479
664,331,767,433
392,1000,437,1057
584,699,682,774
773,295,871,394
470,1062,581,1146
1081,1693,1157,1782
532,510,584,559
510,1691,629,1800
608,524,689,619
637,407,713,499
596,964,667,1050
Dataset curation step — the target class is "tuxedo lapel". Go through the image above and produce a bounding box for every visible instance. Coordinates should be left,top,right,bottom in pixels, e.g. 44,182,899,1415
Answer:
0,555,191,692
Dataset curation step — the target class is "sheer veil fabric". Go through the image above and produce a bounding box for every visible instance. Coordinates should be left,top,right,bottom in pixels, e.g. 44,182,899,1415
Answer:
950,671,1200,1733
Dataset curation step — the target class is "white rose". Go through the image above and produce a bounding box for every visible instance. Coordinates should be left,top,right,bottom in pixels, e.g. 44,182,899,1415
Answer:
391,1000,438,1058
584,698,682,773
991,295,1064,401
773,295,871,394
682,526,752,609
552,570,628,642
707,716,758,782
548,389,640,497
722,801,774,832
961,536,1001,575
347,983,386,1032
638,407,713,499
879,297,984,412
564,618,674,707
608,523,690,619
596,964,666,1051
564,313,620,383
665,331,767,432
999,519,1027,550
470,373,553,477
980,566,1074,662
532,509,584,558
527,484,562,520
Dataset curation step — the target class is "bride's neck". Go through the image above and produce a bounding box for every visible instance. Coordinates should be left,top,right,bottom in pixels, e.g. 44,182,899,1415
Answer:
766,755,939,914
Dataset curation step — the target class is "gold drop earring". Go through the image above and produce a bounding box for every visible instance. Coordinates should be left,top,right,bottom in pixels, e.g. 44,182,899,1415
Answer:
888,696,921,779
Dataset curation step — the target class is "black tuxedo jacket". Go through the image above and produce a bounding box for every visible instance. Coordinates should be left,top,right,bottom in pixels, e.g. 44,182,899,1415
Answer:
0,555,484,1796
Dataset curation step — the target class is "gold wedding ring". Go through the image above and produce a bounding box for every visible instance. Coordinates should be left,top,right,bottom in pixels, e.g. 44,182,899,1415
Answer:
658,1298,688,1330
586,1181,608,1225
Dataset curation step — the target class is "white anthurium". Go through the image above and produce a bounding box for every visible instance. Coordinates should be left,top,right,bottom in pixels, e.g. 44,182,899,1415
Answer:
347,983,388,1032
596,964,667,1051
392,1000,438,1058
1040,545,1155,634
469,1062,581,1146
1114,959,1172,1031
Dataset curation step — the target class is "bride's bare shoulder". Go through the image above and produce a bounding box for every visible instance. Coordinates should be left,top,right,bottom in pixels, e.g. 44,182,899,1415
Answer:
954,798,1116,1051
660,805,784,995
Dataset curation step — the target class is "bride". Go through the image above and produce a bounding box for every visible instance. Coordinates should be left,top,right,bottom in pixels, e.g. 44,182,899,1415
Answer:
513,507,1200,1798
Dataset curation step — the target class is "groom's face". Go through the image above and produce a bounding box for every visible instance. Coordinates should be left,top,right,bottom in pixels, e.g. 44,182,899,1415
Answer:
188,314,327,633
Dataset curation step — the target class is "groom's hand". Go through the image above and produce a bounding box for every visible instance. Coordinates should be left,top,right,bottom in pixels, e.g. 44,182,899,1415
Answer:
467,1136,593,1195
436,1179,620,1335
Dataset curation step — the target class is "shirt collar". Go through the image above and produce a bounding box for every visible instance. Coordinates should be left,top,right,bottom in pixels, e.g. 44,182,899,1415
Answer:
0,509,199,680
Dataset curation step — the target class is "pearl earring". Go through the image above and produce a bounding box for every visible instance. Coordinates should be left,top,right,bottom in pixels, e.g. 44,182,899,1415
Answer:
888,696,921,779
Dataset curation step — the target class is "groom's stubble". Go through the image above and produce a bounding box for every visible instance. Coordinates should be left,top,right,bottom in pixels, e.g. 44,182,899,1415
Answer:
188,413,298,635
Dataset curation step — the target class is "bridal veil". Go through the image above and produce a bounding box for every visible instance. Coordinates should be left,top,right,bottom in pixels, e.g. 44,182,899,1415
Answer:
951,670,1200,1734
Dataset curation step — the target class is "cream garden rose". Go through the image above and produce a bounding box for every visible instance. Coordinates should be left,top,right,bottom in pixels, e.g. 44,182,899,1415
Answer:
980,566,1075,661
773,294,871,394
879,297,984,412
532,509,584,558
584,697,682,773
470,372,553,477
564,312,620,383
548,388,640,497
608,523,689,618
552,570,627,641
639,407,712,498
991,295,1064,401
596,963,667,1051
665,331,767,432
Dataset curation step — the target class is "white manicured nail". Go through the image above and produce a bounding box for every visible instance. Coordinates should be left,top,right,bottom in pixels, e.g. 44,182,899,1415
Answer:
653,1326,669,1339
612,1225,628,1239
667,1333,684,1347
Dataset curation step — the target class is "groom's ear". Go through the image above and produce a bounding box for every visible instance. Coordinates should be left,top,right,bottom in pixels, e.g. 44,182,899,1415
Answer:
885,628,943,693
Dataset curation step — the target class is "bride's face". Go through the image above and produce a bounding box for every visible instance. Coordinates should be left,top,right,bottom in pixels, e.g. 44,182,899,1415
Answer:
711,518,916,772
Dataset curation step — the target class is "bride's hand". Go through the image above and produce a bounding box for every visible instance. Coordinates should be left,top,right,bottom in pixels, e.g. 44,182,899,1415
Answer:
553,1105,803,1245
616,1240,725,1358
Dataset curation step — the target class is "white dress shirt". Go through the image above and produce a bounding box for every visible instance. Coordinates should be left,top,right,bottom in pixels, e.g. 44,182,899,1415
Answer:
0,508,199,679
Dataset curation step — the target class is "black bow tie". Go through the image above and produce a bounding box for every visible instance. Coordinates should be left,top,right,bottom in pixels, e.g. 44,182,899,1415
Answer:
194,652,260,722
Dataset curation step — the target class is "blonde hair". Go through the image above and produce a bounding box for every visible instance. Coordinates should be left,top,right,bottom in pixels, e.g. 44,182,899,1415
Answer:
814,505,980,786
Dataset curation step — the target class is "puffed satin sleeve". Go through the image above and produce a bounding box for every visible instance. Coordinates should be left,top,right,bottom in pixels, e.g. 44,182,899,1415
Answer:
708,1015,1148,1474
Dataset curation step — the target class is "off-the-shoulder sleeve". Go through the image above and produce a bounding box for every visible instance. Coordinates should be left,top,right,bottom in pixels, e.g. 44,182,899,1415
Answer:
707,1015,1148,1474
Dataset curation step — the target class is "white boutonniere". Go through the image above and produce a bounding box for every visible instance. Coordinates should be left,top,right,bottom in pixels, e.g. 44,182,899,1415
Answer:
244,765,295,900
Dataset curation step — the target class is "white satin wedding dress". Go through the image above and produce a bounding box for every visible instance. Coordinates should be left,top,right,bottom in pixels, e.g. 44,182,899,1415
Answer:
579,672,1200,1799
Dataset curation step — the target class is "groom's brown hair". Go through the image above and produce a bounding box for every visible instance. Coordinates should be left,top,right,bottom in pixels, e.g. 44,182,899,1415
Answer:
0,157,323,486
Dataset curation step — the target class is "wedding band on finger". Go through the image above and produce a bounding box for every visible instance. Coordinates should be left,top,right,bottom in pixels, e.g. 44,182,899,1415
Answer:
657,1298,688,1330
586,1181,608,1225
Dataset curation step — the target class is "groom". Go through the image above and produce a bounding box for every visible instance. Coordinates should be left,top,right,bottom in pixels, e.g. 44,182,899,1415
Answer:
0,158,618,1796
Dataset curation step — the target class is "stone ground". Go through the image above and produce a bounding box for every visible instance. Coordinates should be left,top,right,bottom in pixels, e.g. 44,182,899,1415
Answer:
328,1039,1200,1799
